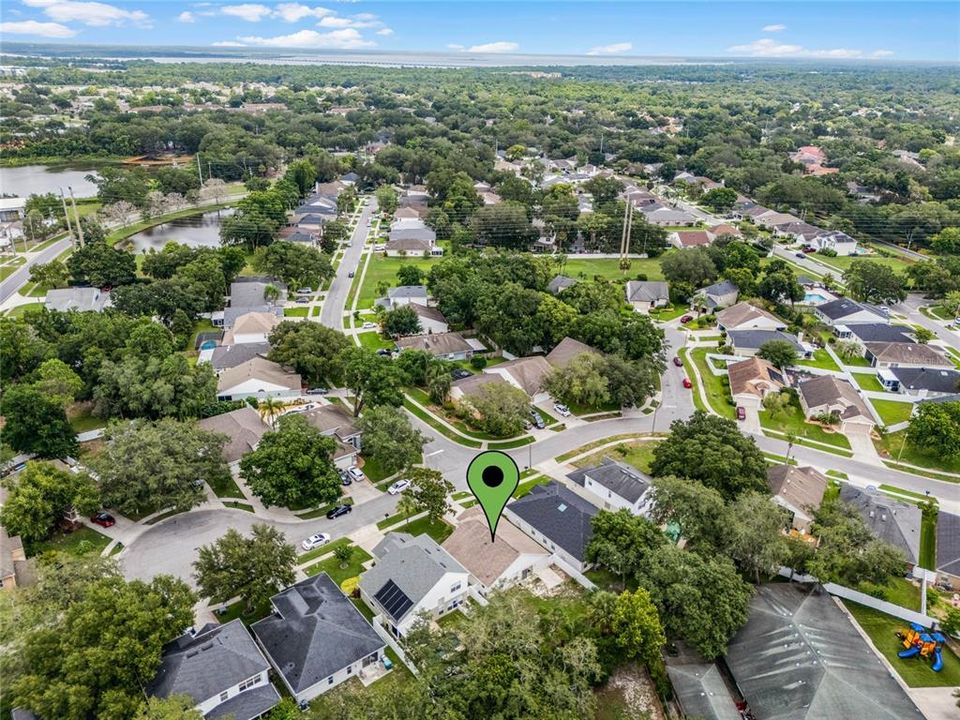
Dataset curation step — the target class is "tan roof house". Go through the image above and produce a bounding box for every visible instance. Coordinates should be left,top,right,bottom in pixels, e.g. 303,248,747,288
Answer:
198,405,269,466
442,506,549,594
864,342,952,370
222,311,283,345
216,357,302,402
487,356,553,400
767,465,828,533
797,375,875,435
717,302,786,332
545,337,600,369
1,526,33,591
727,357,786,409
395,332,473,361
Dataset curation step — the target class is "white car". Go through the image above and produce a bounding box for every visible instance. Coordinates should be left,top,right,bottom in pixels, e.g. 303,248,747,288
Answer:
553,403,571,417
301,533,331,551
362,322,378,329
348,467,366,482
388,479,411,495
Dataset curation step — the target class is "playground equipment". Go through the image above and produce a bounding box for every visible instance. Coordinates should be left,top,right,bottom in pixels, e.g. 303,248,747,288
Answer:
896,623,945,672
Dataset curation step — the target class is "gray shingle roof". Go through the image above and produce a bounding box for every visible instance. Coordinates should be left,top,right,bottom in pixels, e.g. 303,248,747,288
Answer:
251,574,384,695
625,280,670,303
547,275,578,294
147,620,272,708
839,485,921,564
665,664,740,720
387,285,428,299
211,342,272,371
45,287,111,312
506,481,598,561
890,367,960,394
701,279,737,297
726,584,924,720
935,511,960,576
817,297,884,322
570,457,651,504
229,279,286,308
728,329,803,353
360,533,466,623
208,683,281,720
847,323,914,343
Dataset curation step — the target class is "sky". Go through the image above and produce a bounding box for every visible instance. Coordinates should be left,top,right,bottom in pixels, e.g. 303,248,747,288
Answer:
1,1,957,62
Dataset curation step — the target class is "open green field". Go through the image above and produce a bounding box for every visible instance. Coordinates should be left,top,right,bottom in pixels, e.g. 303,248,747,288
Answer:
874,430,960,477
573,440,661,474
562,257,665,282
357,255,440,309
870,399,915,426
813,252,914,275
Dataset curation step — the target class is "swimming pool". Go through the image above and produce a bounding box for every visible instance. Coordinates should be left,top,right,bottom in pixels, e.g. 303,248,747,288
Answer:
199,339,218,350
804,292,829,303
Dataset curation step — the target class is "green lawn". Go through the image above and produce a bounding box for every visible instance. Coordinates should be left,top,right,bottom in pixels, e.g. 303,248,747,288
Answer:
513,475,550,499
283,307,309,317
814,252,914,275
304,545,373,585
839,353,873,367
28,525,111,558
298,536,354,565
689,348,736,418
562,257,665,282
396,516,455,543
293,496,354,519
843,601,960,688
223,500,254,512
68,403,107,433
7,302,44,317
795,348,841,372
357,331,395,351
357,255,439,310
852,373,885,392
920,514,936,570
870,399,915,426
209,473,246,499
874,430,960,476
573,440,661,474
359,454,392,483
555,434,649,463
488,436,535,449
404,391,500,441
648,304,688,322
759,402,852,450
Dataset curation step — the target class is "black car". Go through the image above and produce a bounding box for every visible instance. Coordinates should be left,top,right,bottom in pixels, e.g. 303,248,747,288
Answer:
451,368,472,380
348,271,355,278
339,470,353,486
376,348,392,356
326,504,353,519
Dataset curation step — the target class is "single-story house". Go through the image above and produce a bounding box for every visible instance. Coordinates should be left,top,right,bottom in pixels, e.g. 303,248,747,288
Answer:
696,279,739,311
384,237,443,257
811,230,858,255
1,526,33,591
753,210,802,229
395,332,473,361
379,285,428,310
360,533,470,638
567,457,654,516
504,481,598,574
716,302,786,332
393,206,423,220
665,659,740,720
775,221,823,245
387,218,437,245
709,224,741,239
148,619,279,720
727,357,785,410
0,197,26,222
839,486,921,566
545,337,600,369
486,356,553,401
727,329,809,359
45,287,112,313
229,278,287,309
408,303,448,334
766,465,828,533
442,506,550,595
863,342,952,370
625,280,670,312
816,298,886,327
640,206,698,226
251,574,386,704
449,373,510,402
547,275,578,294
314,180,347,199
725,584,924,720
887,367,960,398
669,230,712,248
302,403,363,456
198,405,269,469
843,323,914,346
797,375,875,435
222,312,283,346
210,342,272,371
216,357,302,402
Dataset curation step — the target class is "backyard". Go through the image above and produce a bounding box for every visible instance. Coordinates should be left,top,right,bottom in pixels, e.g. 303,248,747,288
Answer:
869,399,915,426
812,251,914,275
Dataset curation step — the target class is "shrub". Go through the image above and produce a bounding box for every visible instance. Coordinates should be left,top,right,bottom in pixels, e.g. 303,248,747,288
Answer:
858,581,888,600
470,356,488,370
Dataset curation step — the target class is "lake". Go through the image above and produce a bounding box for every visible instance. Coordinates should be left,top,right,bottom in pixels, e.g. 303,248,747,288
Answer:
127,207,234,253
0,164,102,199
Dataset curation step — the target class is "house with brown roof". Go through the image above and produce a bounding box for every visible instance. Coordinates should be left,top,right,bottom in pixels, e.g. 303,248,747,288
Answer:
864,342,952,370
545,337,600,369
395,332,473,361
767,465,828,533
442,506,550,594
302,404,362,468
449,373,508,401
727,357,785,410
709,224,741,238
1,526,33,591
669,230,712,248
486,356,553,401
198,405,269,468
408,303,448,334
797,375,875,435
716,302,786,332
216,357,302,402
222,311,283,346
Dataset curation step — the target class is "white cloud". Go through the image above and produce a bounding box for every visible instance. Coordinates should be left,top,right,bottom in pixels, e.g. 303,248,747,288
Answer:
23,0,150,27
212,40,247,46
762,24,786,32
317,14,378,28
727,38,892,59
177,11,195,23
221,3,272,22
465,41,519,53
0,19,76,37
587,42,632,56
375,27,393,36
238,27,375,48
273,3,333,22
317,16,352,27
447,43,463,50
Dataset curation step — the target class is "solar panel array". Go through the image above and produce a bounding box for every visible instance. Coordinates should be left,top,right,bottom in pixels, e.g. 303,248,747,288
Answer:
374,579,413,621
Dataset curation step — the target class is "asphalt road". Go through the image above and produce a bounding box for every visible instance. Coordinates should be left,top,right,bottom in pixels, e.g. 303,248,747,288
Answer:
319,199,376,329
0,237,71,305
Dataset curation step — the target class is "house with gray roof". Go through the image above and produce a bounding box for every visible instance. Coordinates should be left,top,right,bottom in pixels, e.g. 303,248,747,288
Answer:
547,275,578,294
797,375,875,436
504,481,599,573
198,405,268,467
864,341,952,370
888,367,960,398
725,583,924,720
845,323,914,345
567,457,653,516
839,486,921,565
377,285,428,310
395,331,473,361
696,279,738,311
219,278,286,329
359,533,469,638
727,329,808,359
767,465,828,533
251,574,385,704
210,342,272,372
44,287,112,313
148,619,279,720
625,280,670,313
816,297,886,326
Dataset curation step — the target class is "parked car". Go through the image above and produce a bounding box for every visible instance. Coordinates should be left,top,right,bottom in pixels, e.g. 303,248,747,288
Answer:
296,296,310,303
301,532,331,551
339,470,352,486
305,387,328,395
388,479,411,495
297,287,313,295
90,512,116,528
376,348,392,356
680,315,693,324
451,368,472,380
672,356,683,367
326,504,353,519
553,403,571,417
737,406,746,421
795,252,806,259
682,378,692,389
348,271,355,278
362,322,378,329
348,467,365,482
530,410,545,429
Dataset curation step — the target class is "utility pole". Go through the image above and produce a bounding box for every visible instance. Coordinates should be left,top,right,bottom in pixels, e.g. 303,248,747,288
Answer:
906,227,916,253
620,201,633,271
60,188,75,246
69,188,84,247
197,151,203,185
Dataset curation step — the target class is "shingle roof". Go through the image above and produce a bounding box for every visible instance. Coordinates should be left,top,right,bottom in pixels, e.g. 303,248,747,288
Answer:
361,533,466,622
726,357,784,399
817,297,884,322
847,323,914,343
625,280,670,302
492,356,553,396
302,403,360,440
725,584,924,720
797,375,872,421
674,231,712,247
198,406,268,464
216,357,302,394
545,337,600,369
252,574,384,694
229,279,286,308
45,287,111,312
665,664,740,720
890,367,960,394
148,620,273,709
576,457,651,504
442,507,548,587
451,372,507,397
208,683,281,720
547,275,578,294
396,332,471,357
865,342,951,367
408,302,447,324
387,285,428,299
211,342,272,371
766,465,828,516
222,311,282,344
728,329,803,353
506,481,598,562
717,302,783,330
935,511,960,576
839,485,921,563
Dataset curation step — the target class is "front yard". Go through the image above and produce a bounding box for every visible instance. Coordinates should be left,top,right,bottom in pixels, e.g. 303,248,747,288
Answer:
304,544,374,585
758,401,852,451
572,440,661,474
29,525,112,558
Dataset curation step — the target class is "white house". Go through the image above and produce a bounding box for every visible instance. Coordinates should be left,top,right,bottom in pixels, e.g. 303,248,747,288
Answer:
716,302,786,332
216,357,302,402
360,533,470,638
811,230,858,256
222,311,283,345
568,458,654,515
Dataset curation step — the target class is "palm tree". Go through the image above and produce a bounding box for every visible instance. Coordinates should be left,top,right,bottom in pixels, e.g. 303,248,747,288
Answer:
259,397,283,427
944,290,960,318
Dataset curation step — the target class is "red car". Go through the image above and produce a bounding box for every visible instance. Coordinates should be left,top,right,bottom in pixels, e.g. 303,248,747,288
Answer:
673,356,683,367
680,315,693,324
737,406,746,421
90,512,116,528
682,378,692,389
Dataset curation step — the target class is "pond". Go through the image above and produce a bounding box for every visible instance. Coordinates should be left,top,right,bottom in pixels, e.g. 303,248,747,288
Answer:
0,164,102,198
127,207,234,253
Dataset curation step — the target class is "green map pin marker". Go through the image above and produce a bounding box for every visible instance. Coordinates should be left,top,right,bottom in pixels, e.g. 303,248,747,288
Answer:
466,451,520,542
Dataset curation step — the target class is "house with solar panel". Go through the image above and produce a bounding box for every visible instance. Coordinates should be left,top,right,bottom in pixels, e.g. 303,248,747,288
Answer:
359,532,470,638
